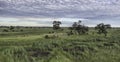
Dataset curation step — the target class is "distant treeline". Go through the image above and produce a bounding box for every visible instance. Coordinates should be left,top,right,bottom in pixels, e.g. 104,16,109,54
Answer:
0,26,53,28
0,26,119,29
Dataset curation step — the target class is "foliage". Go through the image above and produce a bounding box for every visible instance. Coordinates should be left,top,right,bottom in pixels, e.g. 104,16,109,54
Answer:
53,21,62,30
2,29,9,32
9,26,14,31
69,20,89,35
95,23,111,36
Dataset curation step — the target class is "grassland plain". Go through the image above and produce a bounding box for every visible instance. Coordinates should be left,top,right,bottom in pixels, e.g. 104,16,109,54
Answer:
0,27,120,62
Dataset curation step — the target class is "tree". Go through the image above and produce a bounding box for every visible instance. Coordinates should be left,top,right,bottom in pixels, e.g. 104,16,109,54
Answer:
9,26,14,31
53,21,62,30
78,20,82,25
69,20,89,35
95,23,111,36
72,22,78,29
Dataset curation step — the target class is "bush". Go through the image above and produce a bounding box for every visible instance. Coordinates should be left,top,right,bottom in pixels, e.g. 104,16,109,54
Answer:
20,29,23,32
67,31,74,36
2,29,9,32
44,35,49,39
44,35,58,39
52,31,54,33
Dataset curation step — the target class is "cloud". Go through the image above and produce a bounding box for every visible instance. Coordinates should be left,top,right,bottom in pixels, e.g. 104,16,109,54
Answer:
0,0,120,19
0,0,120,27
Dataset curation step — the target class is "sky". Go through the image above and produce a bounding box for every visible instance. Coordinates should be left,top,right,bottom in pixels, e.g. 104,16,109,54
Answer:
0,0,120,27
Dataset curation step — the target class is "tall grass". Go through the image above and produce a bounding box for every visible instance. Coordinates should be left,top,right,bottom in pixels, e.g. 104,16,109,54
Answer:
0,28,120,62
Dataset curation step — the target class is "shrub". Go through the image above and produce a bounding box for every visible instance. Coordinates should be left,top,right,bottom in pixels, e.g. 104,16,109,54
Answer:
2,29,9,32
44,35,49,39
67,31,74,36
20,29,23,32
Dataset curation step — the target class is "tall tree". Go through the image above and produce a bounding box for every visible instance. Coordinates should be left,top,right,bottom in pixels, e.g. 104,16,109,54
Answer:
53,21,62,30
95,23,111,36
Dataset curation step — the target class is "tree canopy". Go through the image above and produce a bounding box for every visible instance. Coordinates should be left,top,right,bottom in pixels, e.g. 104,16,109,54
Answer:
53,21,62,30
95,23,111,36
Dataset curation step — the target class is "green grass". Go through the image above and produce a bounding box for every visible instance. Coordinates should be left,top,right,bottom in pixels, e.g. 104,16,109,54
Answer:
0,27,120,62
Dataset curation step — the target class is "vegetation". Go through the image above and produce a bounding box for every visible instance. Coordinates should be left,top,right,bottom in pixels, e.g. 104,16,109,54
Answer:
71,20,89,35
95,23,111,36
0,21,120,62
53,21,62,30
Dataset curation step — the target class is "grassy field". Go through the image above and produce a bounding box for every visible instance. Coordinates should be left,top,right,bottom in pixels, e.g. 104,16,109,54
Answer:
0,27,120,62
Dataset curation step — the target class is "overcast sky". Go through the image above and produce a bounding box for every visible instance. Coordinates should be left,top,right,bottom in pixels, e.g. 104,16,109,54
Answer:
0,0,120,27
